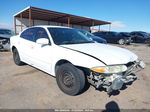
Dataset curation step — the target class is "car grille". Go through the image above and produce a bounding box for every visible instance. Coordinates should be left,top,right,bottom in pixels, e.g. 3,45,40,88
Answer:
0,39,9,45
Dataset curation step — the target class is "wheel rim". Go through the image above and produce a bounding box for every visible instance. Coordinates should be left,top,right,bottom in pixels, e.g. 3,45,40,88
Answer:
60,70,76,91
119,39,124,45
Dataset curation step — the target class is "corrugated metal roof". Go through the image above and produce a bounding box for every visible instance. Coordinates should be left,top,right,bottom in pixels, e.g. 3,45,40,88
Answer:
14,6,111,27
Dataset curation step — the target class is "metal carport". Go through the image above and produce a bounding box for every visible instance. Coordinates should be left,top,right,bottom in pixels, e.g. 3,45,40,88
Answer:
14,6,111,34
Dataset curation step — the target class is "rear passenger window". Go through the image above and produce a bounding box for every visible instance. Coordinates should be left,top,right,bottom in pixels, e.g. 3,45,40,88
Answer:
20,28,35,42
34,28,49,42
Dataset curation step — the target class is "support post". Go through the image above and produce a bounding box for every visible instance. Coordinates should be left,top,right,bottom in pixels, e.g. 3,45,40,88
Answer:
91,20,95,32
14,17,16,34
109,24,111,31
99,25,101,31
92,20,95,26
67,16,70,27
20,13,23,31
29,7,32,27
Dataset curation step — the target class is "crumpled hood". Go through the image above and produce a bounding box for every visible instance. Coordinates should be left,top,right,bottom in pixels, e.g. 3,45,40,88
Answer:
61,43,138,65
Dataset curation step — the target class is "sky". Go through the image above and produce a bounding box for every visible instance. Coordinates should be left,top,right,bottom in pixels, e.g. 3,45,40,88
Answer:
0,0,150,32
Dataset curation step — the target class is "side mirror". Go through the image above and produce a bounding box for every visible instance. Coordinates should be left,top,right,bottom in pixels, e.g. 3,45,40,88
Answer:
36,38,49,45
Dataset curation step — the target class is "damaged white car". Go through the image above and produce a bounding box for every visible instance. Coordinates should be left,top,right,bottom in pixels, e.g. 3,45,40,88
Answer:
0,28,14,51
10,26,145,95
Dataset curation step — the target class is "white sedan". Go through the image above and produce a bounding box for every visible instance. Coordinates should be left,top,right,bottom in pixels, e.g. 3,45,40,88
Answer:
10,26,145,95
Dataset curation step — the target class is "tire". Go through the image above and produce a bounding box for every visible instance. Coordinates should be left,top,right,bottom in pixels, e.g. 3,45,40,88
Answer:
56,63,85,96
13,48,24,66
118,39,125,45
145,39,150,45
126,42,131,45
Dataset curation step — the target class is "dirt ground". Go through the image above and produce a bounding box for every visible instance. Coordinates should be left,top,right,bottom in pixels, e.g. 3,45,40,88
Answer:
0,44,150,110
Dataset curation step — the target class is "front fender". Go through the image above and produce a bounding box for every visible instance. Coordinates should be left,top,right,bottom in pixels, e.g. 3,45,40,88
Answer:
51,46,106,76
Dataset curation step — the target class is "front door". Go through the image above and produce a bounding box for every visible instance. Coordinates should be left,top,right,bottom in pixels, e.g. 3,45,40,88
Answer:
29,27,53,73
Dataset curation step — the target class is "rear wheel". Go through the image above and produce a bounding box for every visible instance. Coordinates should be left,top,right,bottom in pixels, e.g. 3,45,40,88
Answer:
118,39,125,45
145,39,150,45
56,63,85,96
13,48,24,66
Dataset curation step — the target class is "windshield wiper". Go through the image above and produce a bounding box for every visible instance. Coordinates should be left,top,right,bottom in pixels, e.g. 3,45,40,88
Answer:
77,41,94,44
60,41,94,45
60,41,78,45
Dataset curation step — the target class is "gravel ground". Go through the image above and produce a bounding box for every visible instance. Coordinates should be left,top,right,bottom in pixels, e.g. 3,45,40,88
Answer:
0,44,150,110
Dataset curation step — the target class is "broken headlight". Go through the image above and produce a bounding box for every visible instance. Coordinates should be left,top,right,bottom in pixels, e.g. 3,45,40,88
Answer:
91,65,127,74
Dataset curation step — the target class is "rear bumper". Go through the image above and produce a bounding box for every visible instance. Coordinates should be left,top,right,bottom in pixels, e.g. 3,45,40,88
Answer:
87,60,145,94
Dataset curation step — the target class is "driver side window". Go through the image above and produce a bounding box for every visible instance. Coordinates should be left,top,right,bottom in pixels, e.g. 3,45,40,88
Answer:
34,27,50,43
20,28,35,42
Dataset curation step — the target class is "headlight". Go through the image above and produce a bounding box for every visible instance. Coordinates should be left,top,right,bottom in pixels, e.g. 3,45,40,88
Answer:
91,65,127,74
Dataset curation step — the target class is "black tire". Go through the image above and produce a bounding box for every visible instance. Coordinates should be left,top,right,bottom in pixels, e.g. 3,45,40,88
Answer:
145,39,150,45
126,42,131,45
118,39,125,45
13,48,24,66
56,63,85,96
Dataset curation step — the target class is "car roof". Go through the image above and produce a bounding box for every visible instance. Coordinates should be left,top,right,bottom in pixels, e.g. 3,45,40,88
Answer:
19,25,74,35
0,28,12,30
31,25,72,29
119,32,129,33
93,31,117,33
131,31,147,33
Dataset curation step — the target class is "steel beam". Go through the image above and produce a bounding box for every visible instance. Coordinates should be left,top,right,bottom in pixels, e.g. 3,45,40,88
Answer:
14,17,16,34
109,24,111,31
99,25,101,31
20,13,23,31
29,8,32,27
68,16,70,27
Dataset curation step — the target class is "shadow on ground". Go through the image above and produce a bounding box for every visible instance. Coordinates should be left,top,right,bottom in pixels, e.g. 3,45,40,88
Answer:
103,101,120,112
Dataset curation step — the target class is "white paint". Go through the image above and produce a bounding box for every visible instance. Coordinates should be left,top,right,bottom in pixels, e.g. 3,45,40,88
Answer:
10,26,138,76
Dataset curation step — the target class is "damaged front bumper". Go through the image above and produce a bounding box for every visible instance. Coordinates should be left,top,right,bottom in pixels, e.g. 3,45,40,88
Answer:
87,60,145,94
0,39,10,50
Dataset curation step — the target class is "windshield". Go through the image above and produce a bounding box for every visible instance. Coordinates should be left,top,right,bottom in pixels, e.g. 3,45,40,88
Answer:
48,28,94,45
0,29,14,35
120,32,130,36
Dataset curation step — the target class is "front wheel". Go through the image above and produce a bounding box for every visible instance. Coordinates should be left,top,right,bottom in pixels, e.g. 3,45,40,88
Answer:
56,63,85,96
13,48,24,66
118,39,125,45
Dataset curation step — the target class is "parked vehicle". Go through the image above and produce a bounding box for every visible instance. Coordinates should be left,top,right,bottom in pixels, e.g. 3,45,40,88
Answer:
10,26,145,95
118,32,132,44
145,33,150,46
145,38,150,46
93,31,132,45
130,31,150,43
0,28,14,50
79,30,107,44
